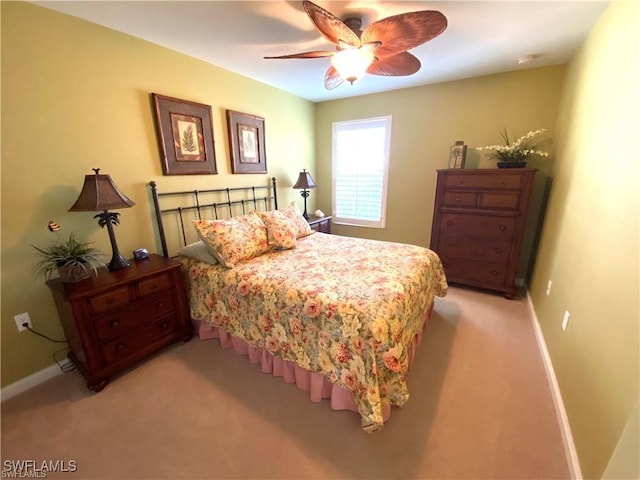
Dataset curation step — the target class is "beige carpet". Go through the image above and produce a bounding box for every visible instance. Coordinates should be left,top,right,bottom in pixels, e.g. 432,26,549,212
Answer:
1,286,570,479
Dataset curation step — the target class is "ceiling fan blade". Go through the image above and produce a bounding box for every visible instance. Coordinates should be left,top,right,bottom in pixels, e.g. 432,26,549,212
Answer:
367,52,421,76
324,66,344,90
303,0,360,48
264,51,334,60
361,11,447,58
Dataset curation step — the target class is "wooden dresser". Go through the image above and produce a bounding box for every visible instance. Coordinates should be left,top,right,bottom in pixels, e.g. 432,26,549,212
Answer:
430,168,536,298
47,254,193,391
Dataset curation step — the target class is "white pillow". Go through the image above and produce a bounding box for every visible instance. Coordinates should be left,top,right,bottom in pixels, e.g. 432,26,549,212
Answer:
176,241,219,265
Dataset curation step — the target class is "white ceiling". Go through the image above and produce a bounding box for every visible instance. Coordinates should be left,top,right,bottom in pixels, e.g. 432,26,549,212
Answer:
33,1,609,103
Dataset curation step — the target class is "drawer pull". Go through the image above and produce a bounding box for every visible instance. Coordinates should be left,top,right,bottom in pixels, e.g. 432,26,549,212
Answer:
499,225,506,231
110,319,120,328
161,321,169,329
491,270,498,276
446,220,453,226
156,302,165,309
116,342,126,352
495,248,503,254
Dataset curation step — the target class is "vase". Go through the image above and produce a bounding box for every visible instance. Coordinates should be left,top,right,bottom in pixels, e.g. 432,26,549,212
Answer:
497,161,527,169
57,264,91,283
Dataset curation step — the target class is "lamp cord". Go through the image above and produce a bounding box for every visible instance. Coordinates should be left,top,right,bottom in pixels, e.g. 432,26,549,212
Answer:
25,325,76,373
25,325,67,343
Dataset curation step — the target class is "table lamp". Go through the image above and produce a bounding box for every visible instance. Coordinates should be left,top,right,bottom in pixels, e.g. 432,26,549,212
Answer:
68,168,135,271
292,169,316,220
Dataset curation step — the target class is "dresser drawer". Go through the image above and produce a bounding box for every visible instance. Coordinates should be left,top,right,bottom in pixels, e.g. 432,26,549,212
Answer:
439,213,516,240
89,287,133,315
440,256,508,287
479,193,520,210
136,273,172,297
443,191,478,208
93,293,176,343
99,314,178,365
437,236,511,262
444,173,523,190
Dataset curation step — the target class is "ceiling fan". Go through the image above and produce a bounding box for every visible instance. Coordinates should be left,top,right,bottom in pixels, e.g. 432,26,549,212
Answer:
264,1,448,90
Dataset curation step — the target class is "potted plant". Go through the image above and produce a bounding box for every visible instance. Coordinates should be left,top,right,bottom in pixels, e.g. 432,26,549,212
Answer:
476,128,549,168
33,222,105,283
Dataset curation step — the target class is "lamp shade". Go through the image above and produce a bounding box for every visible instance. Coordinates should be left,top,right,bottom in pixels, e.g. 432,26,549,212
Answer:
292,169,317,190
330,48,374,84
69,168,135,212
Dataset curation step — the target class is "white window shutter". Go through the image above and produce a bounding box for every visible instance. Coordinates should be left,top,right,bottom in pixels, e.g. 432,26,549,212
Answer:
332,116,391,228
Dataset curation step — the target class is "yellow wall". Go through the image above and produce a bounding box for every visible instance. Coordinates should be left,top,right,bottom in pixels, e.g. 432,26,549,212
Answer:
315,66,565,280
0,2,315,386
528,1,640,478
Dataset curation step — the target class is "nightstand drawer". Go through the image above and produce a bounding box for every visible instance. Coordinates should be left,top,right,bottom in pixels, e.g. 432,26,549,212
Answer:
93,293,176,342
99,314,178,364
137,273,172,297
89,287,133,314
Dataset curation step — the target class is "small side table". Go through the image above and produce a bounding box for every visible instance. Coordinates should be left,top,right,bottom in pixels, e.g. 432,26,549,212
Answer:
308,216,332,234
47,254,193,392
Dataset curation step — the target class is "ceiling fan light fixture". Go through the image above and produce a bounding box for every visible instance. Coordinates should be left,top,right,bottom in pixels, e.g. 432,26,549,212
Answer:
330,48,374,84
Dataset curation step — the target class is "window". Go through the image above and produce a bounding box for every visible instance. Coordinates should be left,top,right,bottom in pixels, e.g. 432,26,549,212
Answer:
332,116,391,228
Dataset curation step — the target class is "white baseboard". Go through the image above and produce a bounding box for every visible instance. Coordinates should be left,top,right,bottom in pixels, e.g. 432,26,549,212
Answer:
525,291,583,479
1,360,72,402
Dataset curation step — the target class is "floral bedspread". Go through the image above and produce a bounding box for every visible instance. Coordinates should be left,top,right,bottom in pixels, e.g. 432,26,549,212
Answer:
180,233,448,431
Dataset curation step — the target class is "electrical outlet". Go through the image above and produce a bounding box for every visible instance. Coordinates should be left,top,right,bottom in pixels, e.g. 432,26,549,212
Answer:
14,312,32,332
562,310,570,331
546,280,552,296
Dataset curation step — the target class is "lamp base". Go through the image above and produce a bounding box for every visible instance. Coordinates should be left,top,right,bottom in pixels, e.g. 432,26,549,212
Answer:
108,254,130,272
300,189,310,220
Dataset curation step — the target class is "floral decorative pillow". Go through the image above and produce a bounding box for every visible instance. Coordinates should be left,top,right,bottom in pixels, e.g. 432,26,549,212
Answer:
192,212,269,268
176,241,219,265
256,210,297,250
280,202,313,238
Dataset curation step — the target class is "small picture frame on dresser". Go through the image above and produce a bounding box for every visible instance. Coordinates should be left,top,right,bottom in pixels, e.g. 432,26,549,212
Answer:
448,141,467,169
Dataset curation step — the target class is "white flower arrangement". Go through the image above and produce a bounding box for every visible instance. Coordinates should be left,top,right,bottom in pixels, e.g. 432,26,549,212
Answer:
476,128,549,163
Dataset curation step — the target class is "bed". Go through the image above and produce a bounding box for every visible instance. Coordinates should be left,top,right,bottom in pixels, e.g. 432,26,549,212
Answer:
149,178,448,432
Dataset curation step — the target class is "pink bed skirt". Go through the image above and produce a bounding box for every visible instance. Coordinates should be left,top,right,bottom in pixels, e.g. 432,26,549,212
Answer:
192,302,434,424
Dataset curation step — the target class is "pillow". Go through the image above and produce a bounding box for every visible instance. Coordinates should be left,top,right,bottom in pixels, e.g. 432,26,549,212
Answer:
280,202,314,238
176,241,219,265
255,209,297,250
192,212,269,268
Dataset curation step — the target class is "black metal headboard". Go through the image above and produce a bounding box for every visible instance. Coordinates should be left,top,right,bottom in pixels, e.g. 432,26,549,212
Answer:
149,177,278,258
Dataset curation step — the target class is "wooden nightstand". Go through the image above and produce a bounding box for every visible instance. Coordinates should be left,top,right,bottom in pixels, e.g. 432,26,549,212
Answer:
308,216,332,234
47,254,193,392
